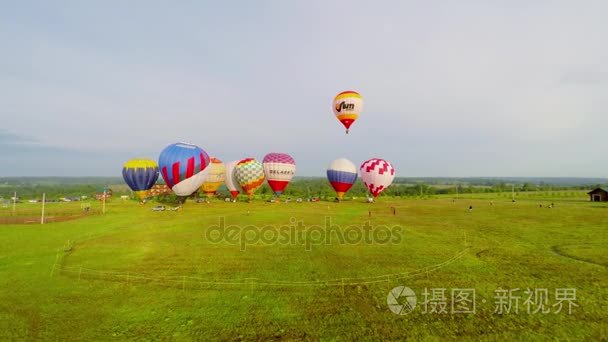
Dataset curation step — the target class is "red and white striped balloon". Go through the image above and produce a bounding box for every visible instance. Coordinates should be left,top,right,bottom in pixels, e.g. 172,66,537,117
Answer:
359,158,395,198
224,160,243,199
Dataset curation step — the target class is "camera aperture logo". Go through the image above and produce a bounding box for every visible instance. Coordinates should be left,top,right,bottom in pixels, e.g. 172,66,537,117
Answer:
387,286,417,315
205,216,403,251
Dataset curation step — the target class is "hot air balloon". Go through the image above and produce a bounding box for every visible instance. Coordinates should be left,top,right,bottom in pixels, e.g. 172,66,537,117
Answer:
360,158,395,199
224,160,243,200
158,142,210,197
332,91,363,134
200,157,226,198
262,153,296,197
327,158,358,201
122,159,159,202
234,158,265,201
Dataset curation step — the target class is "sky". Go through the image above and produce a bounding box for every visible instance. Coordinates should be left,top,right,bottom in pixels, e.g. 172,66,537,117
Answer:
1,1,607,177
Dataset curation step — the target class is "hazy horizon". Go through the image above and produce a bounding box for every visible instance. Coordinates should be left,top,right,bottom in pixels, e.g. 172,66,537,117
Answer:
2,1,607,177
2,175,607,185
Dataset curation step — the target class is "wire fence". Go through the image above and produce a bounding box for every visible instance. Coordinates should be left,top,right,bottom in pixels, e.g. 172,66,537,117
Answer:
51,239,469,292
48,207,470,292
0,209,102,224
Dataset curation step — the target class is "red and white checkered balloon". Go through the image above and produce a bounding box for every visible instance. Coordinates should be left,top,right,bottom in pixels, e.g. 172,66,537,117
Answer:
359,158,396,198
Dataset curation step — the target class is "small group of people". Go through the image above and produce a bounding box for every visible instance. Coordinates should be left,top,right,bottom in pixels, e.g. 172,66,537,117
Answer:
464,200,557,213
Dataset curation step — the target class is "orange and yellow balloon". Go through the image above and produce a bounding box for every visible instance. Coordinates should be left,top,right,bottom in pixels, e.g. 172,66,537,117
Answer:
234,158,265,201
200,157,226,198
332,90,363,134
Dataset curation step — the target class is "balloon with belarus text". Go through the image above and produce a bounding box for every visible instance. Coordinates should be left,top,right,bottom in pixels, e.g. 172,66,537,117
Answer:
262,153,296,197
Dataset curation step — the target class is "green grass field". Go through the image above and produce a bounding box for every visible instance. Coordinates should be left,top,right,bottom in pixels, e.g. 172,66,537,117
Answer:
1,196,607,340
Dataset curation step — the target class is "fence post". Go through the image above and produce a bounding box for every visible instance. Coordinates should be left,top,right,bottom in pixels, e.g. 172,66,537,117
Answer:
50,248,60,277
342,278,345,296
78,267,82,280
41,193,45,224
246,278,257,295
182,276,186,291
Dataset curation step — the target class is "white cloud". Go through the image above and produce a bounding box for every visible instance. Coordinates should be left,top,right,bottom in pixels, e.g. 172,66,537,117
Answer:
1,1,607,176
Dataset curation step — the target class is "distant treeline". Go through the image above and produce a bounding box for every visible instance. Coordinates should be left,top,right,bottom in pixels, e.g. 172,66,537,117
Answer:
393,177,608,187
274,180,600,199
0,177,604,201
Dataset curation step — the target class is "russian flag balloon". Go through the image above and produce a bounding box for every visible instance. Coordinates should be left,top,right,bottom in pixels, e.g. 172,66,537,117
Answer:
327,158,358,200
359,158,396,198
158,142,210,197
122,159,159,201
262,153,296,196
